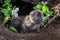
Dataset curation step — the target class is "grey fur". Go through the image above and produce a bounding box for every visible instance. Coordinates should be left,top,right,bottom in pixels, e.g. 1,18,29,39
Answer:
11,10,44,33
21,10,44,33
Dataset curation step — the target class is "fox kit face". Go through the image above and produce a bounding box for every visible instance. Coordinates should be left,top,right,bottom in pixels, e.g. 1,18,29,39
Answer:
10,10,44,33
29,10,44,24
22,10,44,33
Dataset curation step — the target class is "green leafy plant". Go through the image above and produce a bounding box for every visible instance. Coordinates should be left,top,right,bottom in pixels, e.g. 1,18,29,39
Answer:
0,0,19,33
33,2,54,16
0,0,16,25
3,0,12,7
33,2,55,24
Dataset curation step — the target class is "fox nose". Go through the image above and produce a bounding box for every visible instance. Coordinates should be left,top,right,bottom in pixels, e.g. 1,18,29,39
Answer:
36,20,39,22
36,21,41,24
36,19,40,21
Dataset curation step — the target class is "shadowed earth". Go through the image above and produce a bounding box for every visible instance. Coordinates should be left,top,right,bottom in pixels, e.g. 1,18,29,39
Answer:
0,12,60,40
0,0,60,40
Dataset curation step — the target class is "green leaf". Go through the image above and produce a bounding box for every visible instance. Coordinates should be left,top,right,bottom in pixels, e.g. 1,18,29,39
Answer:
1,9,9,16
1,0,16,25
43,16,50,24
3,16,10,24
48,11,54,16
3,0,11,7
7,6,12,12
42,4,51,16
33,4,43,10
11,14,16,19
9,26,17,33
4,0,11,3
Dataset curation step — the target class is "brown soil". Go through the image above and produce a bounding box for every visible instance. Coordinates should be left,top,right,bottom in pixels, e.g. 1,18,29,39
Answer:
0,0,60,40
0,9,60,40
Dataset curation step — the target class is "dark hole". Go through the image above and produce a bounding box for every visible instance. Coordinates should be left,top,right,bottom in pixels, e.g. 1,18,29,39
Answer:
11,0,35,16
